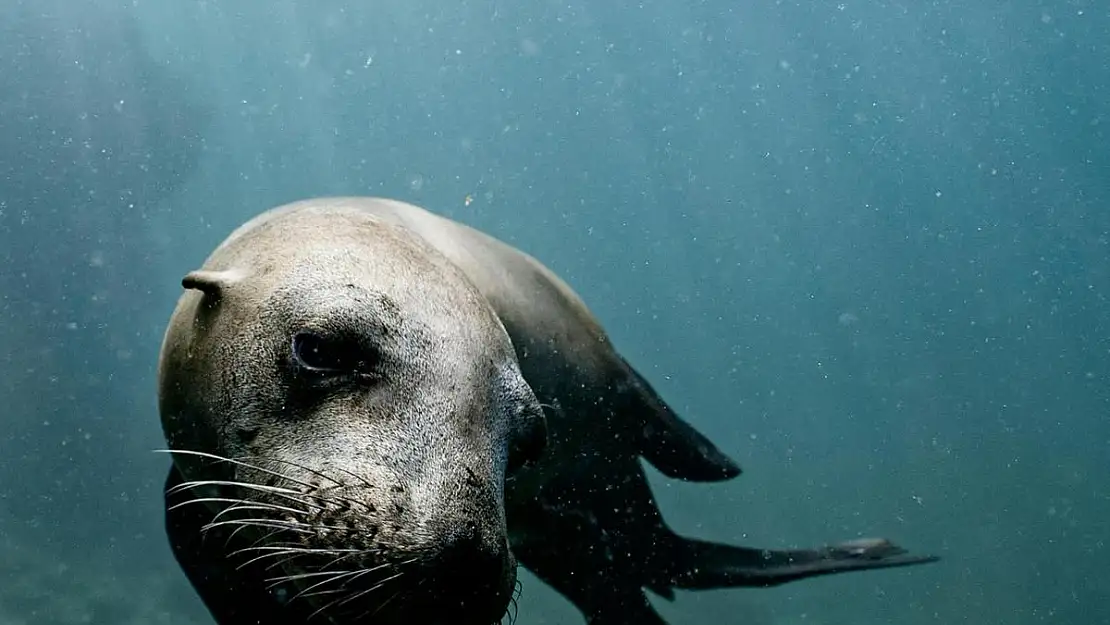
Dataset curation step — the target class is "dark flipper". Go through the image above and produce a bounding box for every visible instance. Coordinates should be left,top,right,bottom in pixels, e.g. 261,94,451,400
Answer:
513,454,939,625
522,549,671,625
619,358,742,483
670,536,940,590
511,496,673,625
582,595,671,625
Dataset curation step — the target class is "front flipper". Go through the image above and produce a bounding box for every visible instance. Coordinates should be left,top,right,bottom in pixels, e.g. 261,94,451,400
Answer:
510,500,672,625
669,536,940,589
619,358,742,483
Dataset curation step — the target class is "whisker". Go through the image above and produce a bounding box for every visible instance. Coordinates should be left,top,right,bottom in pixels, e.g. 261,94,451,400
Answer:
233,544,360,570
222,521,273,549
210,513,345,533
195,516,285,551
311,570,405,621
351,582,403,623
538,400,563,417
328,558,400,590
505,578,524,625
265,548,330,572
246,527,288,552
159,449,432,624
318,549,373,571
284,569,368,603
309,558,417,619
179,498,306,551
203,519,317,535
266,570,358,584
229,545,363,558
355,560,422,619
366,580,407,614
173,480,329,513
234,542,349,567
324,464,375,490
156,449,322,491
298,588,347,598
308,590,349,620
214,504,311,523
299,488,373,513
258,456,350,489
168,497,310,518
160,449,375,517
237,548,316,570
170,479,306,499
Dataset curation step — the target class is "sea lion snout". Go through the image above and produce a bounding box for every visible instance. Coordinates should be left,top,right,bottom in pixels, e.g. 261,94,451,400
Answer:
414,519,516,624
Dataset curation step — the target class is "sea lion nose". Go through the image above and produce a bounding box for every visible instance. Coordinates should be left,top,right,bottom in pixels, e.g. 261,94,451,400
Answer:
430,521,512,583
422,521,514,617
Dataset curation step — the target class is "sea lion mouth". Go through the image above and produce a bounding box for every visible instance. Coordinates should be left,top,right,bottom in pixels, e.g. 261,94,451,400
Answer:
270,560,518,625
261,533,518,625
163,449,518,625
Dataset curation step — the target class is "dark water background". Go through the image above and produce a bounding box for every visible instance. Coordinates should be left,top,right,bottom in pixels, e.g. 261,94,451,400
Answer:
1,0,1107,623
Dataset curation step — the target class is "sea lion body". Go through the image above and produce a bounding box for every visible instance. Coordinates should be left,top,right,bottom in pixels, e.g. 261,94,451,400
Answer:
158,197,937,625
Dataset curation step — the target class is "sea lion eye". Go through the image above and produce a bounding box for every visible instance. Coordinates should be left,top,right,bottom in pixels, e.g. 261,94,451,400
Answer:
292,331,375,375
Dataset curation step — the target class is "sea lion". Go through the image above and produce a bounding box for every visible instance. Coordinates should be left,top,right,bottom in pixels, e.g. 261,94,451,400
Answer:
157,196,938,625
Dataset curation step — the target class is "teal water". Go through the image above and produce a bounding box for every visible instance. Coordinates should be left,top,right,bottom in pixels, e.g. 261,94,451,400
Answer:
1,1,1106,623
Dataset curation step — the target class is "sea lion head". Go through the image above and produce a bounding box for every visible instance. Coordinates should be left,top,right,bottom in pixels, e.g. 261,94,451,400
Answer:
157,205,548,625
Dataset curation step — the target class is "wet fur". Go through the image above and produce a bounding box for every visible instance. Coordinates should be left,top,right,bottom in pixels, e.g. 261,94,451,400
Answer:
158,197,937,625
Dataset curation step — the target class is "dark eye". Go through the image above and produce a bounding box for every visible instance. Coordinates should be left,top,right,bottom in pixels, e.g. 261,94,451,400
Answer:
291,331,376,375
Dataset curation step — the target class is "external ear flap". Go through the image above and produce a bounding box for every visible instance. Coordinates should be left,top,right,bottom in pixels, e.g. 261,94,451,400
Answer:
181,270,240,299
507,401,550,475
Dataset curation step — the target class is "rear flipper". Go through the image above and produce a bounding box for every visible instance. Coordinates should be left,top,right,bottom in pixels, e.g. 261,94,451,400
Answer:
670,536,940,590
